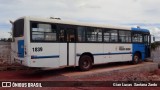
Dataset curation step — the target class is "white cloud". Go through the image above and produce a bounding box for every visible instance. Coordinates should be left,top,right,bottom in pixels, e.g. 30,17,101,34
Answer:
0,0,160,40
148,27,160,41
0,0,159,23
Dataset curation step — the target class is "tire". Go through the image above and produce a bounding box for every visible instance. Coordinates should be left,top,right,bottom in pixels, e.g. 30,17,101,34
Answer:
132,53,140,64
79,55,92,71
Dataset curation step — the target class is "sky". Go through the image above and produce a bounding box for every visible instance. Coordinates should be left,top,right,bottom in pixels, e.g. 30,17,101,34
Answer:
0,0,160,40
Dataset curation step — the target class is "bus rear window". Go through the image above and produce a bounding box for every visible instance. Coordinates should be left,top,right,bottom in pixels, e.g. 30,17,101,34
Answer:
13,19,24,37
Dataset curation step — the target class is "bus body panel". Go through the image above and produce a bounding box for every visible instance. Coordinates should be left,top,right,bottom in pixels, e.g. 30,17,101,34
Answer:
28,43,77,68
104,43,132,62
69,43,76,66
59,43,67,67
131,27,149,61
18,40,24,58
13,37,26,65
132,44,145,60
75,43,132,66
76,43,104,64
12,17,151,69
25,17,31,66
29,43,60,67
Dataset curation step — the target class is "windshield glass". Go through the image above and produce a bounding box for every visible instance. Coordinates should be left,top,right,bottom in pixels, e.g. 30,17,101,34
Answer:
13,19,24,37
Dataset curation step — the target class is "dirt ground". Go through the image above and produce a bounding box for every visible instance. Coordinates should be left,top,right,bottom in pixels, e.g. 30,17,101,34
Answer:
0,67,160,81
0,62,160,90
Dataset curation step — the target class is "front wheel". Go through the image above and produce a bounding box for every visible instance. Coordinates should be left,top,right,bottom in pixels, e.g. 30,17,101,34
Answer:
79,55,92,71
132,53,140,64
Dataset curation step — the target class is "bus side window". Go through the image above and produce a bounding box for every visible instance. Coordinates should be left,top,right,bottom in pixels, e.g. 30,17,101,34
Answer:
104,30,110,42
119,39,122,42
119,31,131,43
132,33,143,43
86,27,102,42
77,26,86,42
59,29,65,42
110,30,118,42
70,35,75,42
66,28,76,42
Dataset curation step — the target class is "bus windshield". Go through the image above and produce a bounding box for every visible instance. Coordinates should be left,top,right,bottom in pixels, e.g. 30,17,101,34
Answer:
13,19,24,37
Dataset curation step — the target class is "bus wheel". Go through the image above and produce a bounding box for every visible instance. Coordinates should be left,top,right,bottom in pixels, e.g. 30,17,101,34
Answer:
132,53,140,64
79,55,92,71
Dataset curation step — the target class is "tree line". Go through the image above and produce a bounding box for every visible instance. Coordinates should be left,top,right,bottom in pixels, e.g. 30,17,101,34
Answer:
0,38,12,42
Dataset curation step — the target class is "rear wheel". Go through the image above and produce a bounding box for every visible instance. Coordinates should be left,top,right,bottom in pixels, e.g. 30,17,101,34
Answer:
132,53,141,64
79,55,92,71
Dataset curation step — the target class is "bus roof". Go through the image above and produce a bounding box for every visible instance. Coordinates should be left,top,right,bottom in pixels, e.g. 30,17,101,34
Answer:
16,16,150,32
131,27,150,33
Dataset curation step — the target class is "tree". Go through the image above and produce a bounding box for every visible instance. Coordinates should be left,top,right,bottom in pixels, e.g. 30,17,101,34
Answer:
151,42,160,51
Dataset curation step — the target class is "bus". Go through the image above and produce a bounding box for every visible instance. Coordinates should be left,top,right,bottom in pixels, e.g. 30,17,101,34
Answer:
11,16,151,71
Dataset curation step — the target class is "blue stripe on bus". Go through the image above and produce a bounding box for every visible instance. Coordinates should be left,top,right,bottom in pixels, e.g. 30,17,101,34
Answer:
31,55,59,59
77,52,132,56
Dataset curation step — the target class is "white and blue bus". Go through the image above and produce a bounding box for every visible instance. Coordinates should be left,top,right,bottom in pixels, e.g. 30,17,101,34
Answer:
12,17,151,71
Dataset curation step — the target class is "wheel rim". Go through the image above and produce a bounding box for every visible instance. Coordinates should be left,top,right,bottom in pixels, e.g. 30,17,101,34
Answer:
134,55,139,63
82,57,90,68
83,59,89,68
79,55,92,71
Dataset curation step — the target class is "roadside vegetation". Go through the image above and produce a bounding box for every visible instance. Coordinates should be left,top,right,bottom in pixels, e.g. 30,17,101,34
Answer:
151,41,160,51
